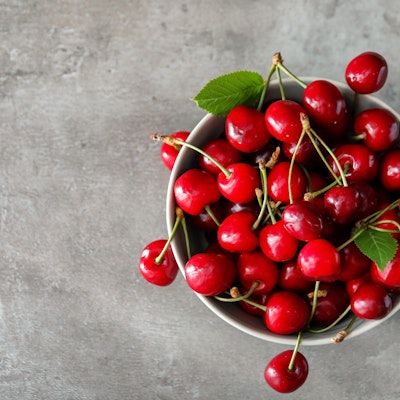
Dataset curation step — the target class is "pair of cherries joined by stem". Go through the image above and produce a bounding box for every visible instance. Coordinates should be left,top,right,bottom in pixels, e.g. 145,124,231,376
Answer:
140,51,400,394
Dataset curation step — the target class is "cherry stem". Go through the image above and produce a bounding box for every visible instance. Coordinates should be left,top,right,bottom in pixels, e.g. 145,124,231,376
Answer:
361,198,400,225
155,207,184,264
253,160,273,229
257,62,277,111
369,221,400,234
277,62,307,89
331,315,358,344
307,280,321,326
336,227,366,252
276,67,285,100
180,211,192,259
150,134,231,178
204,204,221,227
214,281,260,303
288,128,307,204
288,330,303,372
307,305,352,334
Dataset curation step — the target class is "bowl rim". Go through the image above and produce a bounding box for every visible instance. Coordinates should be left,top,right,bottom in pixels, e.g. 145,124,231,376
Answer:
166,76,400,346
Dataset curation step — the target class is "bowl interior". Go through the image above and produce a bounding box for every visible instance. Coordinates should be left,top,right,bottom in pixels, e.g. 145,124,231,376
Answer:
166,77,400,346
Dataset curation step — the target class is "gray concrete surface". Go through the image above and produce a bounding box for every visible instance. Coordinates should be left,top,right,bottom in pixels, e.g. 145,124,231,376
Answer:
1,0,399,399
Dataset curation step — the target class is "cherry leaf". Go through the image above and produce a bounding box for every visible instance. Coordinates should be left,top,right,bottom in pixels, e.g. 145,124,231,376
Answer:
354,229,398,272
193,70,265,116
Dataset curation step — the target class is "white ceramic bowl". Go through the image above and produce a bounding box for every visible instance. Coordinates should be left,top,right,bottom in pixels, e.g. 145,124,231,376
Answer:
166,77,400,346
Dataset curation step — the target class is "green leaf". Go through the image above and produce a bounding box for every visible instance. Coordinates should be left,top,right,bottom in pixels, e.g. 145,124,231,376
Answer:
354,229,398,272
193,70,265,116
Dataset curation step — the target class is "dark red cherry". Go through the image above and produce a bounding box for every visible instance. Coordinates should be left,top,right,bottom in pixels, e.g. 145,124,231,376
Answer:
345,272,373,297
239,293,269,317
302,79,348,130
160,131,190,170
174,168,221,215
279,259,315,293
199,138,242,176
309,282,350,327
337,242,371,281
237,251,279,295
379,148,400,191
345,51,388,94
323,185,360,225
189,201,224,231
184,253,236,296
351,283,393,319
371,246,400,291
264,350,308,393
354,108,399,152
281,134,318,166
281,200,325,241
264,291,311,334
225,105,271,153
139,239,179,286
265,100,306,143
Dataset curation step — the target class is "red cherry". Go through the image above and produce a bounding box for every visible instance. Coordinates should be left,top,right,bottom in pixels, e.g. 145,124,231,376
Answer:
160,131,190,170
329,143,379,183
199,138,242,176
309,282,350,327
189,201,223,231
337,242,371,281
371,246,400,291
282,134,319,166
217,211,259,253
139,239,179,286
217,163,261,204
374,206,400,239
237,251,279,295
264,291,311,335
184,253,236,296
354,108,399,152
225,105,271,152
379,148,400,191
297,238,341,281
239,293,269,317
279,259,315,293
345,51,388,94
174,168,221,215
267,161,307,203
281,200,325,241
265,100,306,143
264,350,308,393
345,272,373,297
302,80,349,136
259,220,299,262
323,185,360,225
351,283,393,319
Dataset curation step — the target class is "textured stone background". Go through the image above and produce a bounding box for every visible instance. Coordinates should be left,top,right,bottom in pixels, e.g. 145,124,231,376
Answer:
0,1,399,399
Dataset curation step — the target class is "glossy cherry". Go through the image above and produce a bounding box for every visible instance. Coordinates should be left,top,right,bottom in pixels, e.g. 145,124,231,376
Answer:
345,51,388,94
199,138,242,176
265,100,306,143
302,79,349,134
217,211,259,253
379,148,400,191
323,185,360,225
354,108,399,152
174,168,221,215
264,350,308,393
371,246,400,291
329,143,378,183
345,272,373,297
297,238,341,281
237,251,279,295
264,291,311,335
279,259,315,293
309,282,350,327
281,200,325,241
282,134,318,166
337,241,371,281
259,220,299,262
184,253,236,296
351,282,393,319
138,239,179,286
225,105,271,152
267,161,307,203
160,131,190,170
217,163,261,204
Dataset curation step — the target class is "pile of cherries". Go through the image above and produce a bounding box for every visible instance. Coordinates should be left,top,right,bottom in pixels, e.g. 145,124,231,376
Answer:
139,52,400,393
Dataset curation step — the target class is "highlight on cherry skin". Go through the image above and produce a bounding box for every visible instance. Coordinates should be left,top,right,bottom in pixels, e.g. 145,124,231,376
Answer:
141,50,400,394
